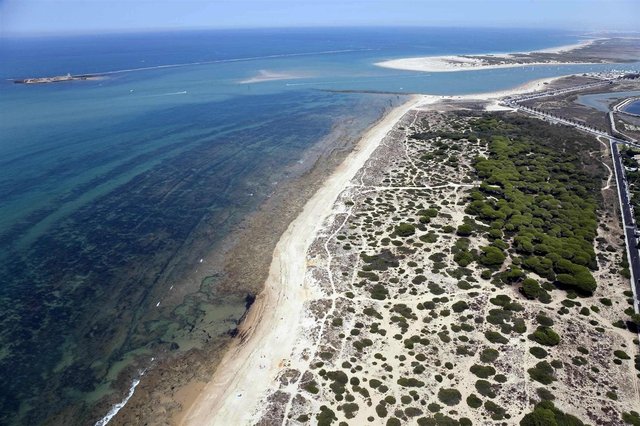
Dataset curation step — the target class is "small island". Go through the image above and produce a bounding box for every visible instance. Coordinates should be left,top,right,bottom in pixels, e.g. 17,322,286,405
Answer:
13,72,103,84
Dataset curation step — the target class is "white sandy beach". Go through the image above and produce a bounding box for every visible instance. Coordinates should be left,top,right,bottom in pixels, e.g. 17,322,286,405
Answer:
418,75,562,111
180,96,422,426
375,38,598,73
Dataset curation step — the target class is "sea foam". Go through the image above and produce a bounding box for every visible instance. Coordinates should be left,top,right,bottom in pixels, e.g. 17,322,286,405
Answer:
94,370,145,426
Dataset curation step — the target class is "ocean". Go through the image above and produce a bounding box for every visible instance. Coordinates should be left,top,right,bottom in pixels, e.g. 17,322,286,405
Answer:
0,27,638,425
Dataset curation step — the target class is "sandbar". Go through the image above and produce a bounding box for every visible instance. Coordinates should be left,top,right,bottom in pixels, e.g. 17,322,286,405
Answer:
375,38,599,73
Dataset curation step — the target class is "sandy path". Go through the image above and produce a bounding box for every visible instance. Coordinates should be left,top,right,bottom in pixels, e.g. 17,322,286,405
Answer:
180,96,421,426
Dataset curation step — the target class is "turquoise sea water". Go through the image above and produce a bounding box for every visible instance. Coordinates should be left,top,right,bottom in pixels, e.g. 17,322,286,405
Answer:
1,28,639,425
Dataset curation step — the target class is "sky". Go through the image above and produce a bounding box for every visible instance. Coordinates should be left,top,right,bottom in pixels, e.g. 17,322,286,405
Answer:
1,0,639,36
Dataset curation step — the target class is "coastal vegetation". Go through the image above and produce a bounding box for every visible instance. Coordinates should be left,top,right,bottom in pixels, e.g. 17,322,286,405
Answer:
255,109,640,425
465,115,601,295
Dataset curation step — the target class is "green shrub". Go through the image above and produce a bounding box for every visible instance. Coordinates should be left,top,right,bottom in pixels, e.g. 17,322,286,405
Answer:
397,377,425,387
475,379,496,398
437,388,462,406
536,387,555,401
521,278,542,300
529,326,560,346
513,317,527,334
369,283,389,300
478,246,506,268
521,401,585,426
527,361,556,384
456,224,473,236
405,407,423,417
386,417,401,426
494,374,507,383
423,208,438,218
427,402,441,413
304,380,320,394
375,403,388,418
622,411,640,426
466,394,483,408
395,223,416,237
481,269,493,280
485,331,508,344
452,301,469,313
614,350,631,360
342,403,359,419
361,250,400,271
536,313,554,327
529,346,548,359
484,400,506,420
480,348,499,362
317,405,337,426
470,364,496,378
600,298,612,306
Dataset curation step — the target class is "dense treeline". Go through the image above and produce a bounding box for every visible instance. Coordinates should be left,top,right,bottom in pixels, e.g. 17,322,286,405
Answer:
464,114,602,295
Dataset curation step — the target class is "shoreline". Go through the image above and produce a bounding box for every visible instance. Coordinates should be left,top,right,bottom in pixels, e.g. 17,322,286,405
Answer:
177,74,572,424
178,95,421,425
375,38,600,73
535,37,597,54
104,95,408,425
417,75,564,111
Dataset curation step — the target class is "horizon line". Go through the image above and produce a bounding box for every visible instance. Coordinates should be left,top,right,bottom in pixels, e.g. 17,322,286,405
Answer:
3,24,634,39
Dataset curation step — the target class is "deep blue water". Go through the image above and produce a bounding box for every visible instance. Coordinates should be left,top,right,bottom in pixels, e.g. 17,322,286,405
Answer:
1,27,638,425
625,99,640,115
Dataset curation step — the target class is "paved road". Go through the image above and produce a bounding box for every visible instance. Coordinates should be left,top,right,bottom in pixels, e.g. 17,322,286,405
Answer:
502,100,639,148
610,141,640,313
505,80,612,104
